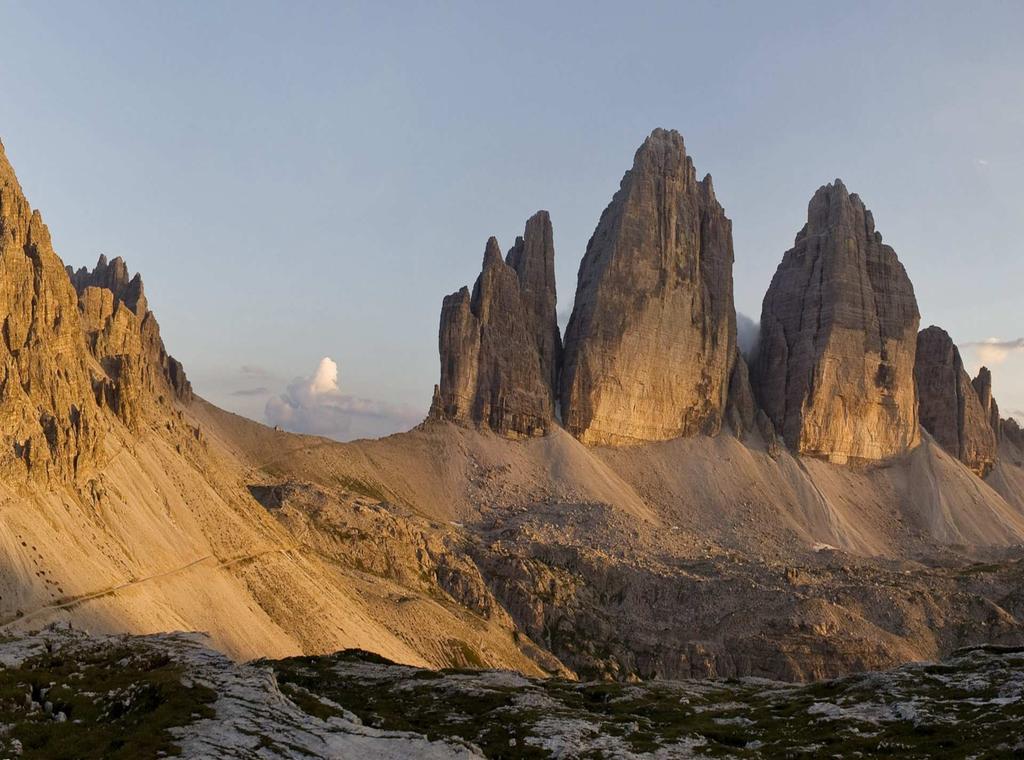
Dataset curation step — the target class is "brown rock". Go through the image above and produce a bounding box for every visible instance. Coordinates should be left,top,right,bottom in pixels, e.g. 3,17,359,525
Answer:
972,367,1002,443
725,353,757,436
0,139,103,483
560,128,738,446
69,255,192,429
430,219,560,438
1004,417,1024,449
505,211,562,395
753,180,920,463
915,326,996,477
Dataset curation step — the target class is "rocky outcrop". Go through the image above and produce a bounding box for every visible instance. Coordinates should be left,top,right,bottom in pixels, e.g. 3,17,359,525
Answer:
914,326,996,477
0,138,191,483
972,367,1001,443
560,128,738,446
0,140,102,483
505,211,562,395
1004,417,1024,449
68,255,191,429
753,180,920,463
430,215,560,438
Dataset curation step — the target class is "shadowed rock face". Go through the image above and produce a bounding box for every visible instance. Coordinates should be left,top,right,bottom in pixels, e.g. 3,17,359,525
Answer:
506,211,562,396
753,180,920,464
560,128,738,446
430,215,560,438
972,367,1002,443
1005,417,1024,449
914,326,996,477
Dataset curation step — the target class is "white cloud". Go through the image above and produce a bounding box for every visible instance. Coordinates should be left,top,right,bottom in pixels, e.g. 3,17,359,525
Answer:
265,357,422,441
975,158,990,167
959,337,1024,366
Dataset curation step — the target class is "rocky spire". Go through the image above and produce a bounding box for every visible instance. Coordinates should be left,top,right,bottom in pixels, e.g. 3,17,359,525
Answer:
753,180,920,463
560,128,739,446
915,327,996,477
505,211,562,395
68,254,147,316
972,367,1001,443
0,139,103,482
68,254,192,429
430,215,561,438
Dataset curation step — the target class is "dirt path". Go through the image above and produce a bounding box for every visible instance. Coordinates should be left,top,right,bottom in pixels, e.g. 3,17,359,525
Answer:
0,547,294,631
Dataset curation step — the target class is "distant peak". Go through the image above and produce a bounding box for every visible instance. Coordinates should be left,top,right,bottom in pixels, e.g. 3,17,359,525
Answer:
483,236,503,267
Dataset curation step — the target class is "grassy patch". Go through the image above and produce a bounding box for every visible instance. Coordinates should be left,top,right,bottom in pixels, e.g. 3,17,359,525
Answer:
0,642,215,760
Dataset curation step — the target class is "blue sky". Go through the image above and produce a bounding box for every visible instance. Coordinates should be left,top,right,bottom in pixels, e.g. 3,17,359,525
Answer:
2,1,1022,438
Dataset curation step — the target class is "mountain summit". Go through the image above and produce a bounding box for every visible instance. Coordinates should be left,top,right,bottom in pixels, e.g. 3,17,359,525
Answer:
753,180,921,463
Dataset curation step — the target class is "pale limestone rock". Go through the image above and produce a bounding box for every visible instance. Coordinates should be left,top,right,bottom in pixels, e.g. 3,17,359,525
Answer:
560,128,738,446
753,180,920,463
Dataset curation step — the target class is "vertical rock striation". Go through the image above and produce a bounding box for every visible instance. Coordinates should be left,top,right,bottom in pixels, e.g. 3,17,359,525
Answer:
972,367,1001,443
430,214,560,438
505,211,562,396
0,140,103,483
68,255,192,430
0,138,192,483
753,180,920,463
914,327,996,477
560,128,739,446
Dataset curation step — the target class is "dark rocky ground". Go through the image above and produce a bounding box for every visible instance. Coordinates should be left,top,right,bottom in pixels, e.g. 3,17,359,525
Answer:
0,625,1021,759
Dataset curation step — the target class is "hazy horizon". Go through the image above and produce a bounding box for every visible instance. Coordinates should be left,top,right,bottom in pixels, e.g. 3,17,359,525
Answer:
2,1,1021,440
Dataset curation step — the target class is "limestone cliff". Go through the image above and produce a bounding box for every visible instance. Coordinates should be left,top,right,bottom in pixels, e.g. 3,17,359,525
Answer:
0,138,191,485
0,140,103,483
753,180,920,463
915,326,996,477
430,215,560,438
68,255,191,429
560,128,738,446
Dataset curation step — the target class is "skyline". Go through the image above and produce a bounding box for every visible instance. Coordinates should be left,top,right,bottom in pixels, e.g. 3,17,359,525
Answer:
2,1,1021,439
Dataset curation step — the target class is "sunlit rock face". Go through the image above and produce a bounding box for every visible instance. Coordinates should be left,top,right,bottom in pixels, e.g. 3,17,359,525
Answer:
0,139,190,485
0,140,104,483
430,213,560,438
915,326,996,477
69,255,192,431
753,180,920,464
560,128,739,446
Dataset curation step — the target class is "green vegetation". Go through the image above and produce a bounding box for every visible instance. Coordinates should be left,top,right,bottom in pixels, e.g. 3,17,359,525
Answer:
335,474,389,502
271,646,1024,759
0,641,215,759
